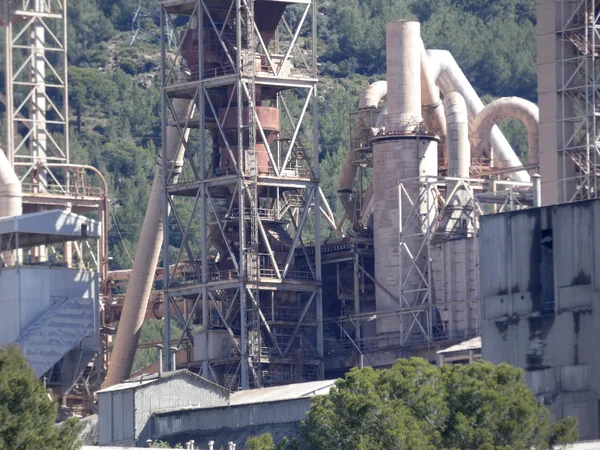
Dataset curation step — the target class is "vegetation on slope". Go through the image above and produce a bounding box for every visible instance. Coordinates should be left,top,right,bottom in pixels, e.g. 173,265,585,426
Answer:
246,359,578,450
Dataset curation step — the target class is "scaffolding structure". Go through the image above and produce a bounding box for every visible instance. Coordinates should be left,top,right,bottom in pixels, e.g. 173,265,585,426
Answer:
159,0,322,390
556,0,600,201
1,0,108,414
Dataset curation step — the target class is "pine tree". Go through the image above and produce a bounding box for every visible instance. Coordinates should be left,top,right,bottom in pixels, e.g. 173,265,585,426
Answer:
0,346,81,450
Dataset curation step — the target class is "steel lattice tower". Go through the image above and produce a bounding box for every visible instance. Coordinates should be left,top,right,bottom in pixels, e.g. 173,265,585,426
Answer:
539,0,600,202
159,0,322,389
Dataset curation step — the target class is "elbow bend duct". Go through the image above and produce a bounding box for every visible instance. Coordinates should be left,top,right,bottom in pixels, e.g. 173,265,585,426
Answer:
0,149,22,218
470,97,539,167
103,88,193,388
337,81,387,220
341,48,449,226
443,92,470,178
426,49,530,182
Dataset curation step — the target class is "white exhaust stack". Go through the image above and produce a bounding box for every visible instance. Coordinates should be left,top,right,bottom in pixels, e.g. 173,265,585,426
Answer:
386,21,421,131
372,21,438,336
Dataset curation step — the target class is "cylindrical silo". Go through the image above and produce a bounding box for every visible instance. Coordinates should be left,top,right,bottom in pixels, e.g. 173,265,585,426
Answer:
372,21,438,337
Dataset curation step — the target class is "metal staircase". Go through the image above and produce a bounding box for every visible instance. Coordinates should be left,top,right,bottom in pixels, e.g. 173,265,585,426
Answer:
17,296,97,377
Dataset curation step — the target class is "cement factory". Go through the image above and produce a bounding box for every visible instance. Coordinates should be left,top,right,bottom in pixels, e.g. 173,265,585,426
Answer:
1,0,600,446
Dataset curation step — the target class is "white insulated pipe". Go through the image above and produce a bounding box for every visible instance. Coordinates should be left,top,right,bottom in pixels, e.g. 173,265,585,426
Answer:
444,92,470,178
103,93,193,388
0,148,22,218
426,49,530,182
0,148,22,266
420,44,447,159
386,21,421,130
470,97,539,167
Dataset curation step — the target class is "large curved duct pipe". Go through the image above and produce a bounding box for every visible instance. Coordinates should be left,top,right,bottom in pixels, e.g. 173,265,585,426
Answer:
103,86,193,388
471,97,539,167
427,50,530,182
337,81,387,221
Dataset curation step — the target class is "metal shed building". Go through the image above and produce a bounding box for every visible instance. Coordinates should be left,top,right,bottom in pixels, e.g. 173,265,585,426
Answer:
97,370,229,446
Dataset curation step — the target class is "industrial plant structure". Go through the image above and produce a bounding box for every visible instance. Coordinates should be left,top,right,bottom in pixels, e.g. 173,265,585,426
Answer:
0,0,108,414
1,0,599,442
104,5,540,391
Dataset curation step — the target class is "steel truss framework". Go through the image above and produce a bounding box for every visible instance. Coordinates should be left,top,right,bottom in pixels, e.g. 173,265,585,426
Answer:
390,176,534,347
1,0,108,415
3,0,69,189
557,0,600,201
160,0,323,389
320,176,534,372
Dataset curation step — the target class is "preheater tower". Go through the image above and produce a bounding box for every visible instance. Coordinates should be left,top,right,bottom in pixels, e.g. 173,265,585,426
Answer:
371,21,439,342
159,0,322,389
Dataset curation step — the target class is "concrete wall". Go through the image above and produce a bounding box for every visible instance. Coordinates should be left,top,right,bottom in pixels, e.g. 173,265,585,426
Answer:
152,398,313,441
0,268,97,345
481,200,600,440
431,238,479,336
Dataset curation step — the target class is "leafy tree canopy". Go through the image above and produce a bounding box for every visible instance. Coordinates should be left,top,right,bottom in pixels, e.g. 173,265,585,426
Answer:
0,346,81,450
302,358,578,450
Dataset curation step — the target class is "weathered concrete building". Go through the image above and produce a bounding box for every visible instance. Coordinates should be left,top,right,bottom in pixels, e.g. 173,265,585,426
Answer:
480,199,600,440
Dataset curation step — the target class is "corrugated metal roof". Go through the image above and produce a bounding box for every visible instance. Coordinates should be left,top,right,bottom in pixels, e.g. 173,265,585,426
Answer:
97,370,230,395
437,336,481,354
97,377,157,393
229,379,337,405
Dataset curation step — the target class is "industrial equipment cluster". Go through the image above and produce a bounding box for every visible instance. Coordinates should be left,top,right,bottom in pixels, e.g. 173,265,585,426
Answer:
1,0,600,446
